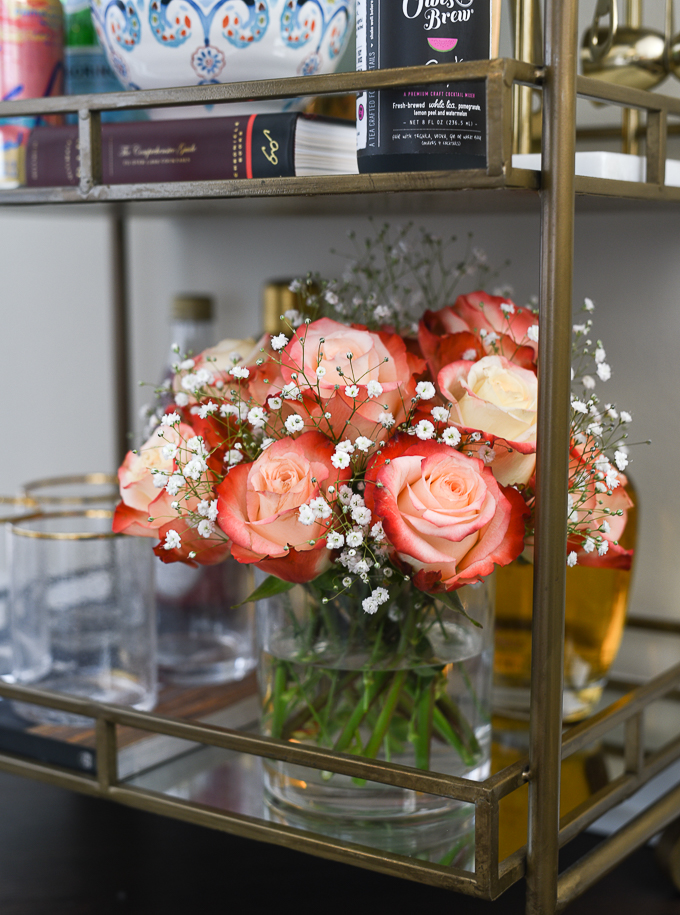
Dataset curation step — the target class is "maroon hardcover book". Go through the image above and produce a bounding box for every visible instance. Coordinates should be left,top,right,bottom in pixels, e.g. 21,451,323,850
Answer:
25,113,302,187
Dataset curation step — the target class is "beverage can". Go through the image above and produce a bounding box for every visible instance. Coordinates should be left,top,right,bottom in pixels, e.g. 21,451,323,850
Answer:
0,0,64,185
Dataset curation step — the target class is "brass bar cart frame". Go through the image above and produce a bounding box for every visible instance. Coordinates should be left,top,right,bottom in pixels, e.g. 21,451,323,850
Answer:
1,12,680,913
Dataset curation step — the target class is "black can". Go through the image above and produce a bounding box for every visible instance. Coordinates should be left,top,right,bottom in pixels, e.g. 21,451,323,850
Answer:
356,0,491,173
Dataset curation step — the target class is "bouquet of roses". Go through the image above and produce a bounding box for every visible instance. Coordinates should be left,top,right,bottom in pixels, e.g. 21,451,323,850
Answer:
114,228,634,774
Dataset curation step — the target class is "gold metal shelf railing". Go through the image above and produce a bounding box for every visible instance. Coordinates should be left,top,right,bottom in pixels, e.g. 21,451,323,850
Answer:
1,622,680,905
0,58,541,206
1,58,680,207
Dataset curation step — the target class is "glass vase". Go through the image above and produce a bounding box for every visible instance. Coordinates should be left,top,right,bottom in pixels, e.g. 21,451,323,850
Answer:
494,484,638,723
256,575,494,863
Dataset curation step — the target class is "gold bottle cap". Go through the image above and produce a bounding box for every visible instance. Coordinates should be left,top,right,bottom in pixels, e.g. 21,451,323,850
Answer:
172,295,214,322
261,280,299,336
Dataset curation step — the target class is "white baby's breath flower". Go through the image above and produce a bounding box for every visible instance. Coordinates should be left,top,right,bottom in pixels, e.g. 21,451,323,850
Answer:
186,436,207,456
596,362,611,381
597,540,609,557
415,420,435,440
342,576,352,587
345,384,360,399
161,412,181,426
442,427,462,447
197,520,215,539
331,451,351,470
179,358,195,371
198,401,217,419
297,504,316,526
582,375,596,390
261,437,275,450
165,474,185,496
567,552,578,567
338,485,353,505
582,537,596,554
614,450,629,471
378,412,395,428
346,530,364,548
415,381,436,400
431,406,450,423
527,324,539,342
355,436,373,453
161,444,178,461
362,597,379,615
152,472,168,489
373,587,389,605
370,521,385,542
336,440,355,454
226,449,244,466
230,366,250,379
373,305,391,321
587,423,603,437
163,530,182,550
247,407,267,429
184,458,207,481
288,279,302,293
352,506,372,526
310,497,332,520
366,380,383,399
326,531,345,549
572,401,588,414
595,347,606,364
175,392,189,407
282,382,301,400
620,411,632,423
500,302,515,315
462,348,477,361
271,334,288,352
316,366,327,378
605,467,620,490
584,297,595,312
573,324,587,334
284,308,302,327
267,397,282,410
284,414,305,434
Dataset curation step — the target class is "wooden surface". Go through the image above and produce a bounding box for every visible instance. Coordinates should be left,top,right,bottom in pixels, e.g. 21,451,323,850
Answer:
0,770,679,914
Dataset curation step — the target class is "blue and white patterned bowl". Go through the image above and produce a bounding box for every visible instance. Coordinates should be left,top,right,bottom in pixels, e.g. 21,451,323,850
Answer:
90,0,355,111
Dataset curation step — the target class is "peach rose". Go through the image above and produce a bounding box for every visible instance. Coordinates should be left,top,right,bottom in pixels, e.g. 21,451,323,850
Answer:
279,318,426,444
419,292,538,378
113,421,230,566
172,334,269,404
216,431,350,583
365,437,528,592
438,355,538,486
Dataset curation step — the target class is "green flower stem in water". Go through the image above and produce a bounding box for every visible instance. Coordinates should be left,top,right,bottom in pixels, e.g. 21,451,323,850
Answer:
281,670,360,741
270,661,290,740
414,677,436,771
352,669,408,786
437,692,482,759
333,671,390,753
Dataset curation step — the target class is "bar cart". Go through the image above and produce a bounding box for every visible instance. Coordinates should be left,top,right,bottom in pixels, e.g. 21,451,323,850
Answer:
2,3,680,913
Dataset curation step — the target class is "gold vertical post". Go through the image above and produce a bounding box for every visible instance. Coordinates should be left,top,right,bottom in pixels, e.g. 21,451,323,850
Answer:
622,0,643,153
527,0,579,912
512,0,538,154
110,208,132,464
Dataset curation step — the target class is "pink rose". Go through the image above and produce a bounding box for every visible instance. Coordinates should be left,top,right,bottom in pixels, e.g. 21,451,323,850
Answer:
438,355,538,486
567,444,634,569
365,437,528,592
419,291,538,378
113,422,230,566
216,431,350,583
279,318,426,443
